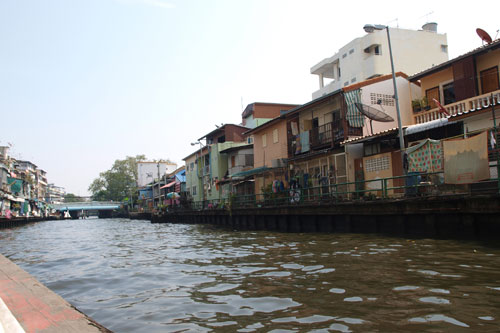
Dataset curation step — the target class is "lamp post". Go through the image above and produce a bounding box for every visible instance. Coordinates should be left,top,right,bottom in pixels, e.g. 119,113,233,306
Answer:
364,24,406,171
191,141,206,206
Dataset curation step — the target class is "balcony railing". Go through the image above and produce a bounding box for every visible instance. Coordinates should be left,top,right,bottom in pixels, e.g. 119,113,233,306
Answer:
414,90,500,124
289,120,363,155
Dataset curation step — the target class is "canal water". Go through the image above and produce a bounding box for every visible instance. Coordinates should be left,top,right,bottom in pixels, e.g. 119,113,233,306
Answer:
0,218,499,332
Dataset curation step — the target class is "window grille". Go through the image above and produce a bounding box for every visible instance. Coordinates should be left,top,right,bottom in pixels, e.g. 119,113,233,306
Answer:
370,93,394,106
365,156,390,173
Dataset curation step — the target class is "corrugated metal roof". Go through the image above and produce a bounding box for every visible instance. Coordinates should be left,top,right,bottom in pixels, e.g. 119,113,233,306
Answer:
341,128,400,145
405,118,450,135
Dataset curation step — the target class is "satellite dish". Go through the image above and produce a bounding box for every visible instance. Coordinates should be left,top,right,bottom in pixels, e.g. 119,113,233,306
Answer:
476,28,492,45
355,102,394,135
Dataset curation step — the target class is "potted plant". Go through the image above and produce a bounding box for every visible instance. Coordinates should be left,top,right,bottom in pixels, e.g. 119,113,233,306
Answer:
412,99,422,113
421,97,431,111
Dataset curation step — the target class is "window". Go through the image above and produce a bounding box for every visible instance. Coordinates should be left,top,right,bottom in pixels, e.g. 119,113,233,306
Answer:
349,48,354,54
442,82,456,105
273,129,279,143
351,77,356,83
426,86,440,108
338,67,341,78
247,136,254,144
365,155,390,172
344,81,349,86
370,93,394,106
374,45,381,55
231,155,236,168
192,186,197,196
245,154,253,167
190,162,194,171
441,44,448,53
342,53,347,58
364,143,380,157
481,66,499,94
262,134,267,147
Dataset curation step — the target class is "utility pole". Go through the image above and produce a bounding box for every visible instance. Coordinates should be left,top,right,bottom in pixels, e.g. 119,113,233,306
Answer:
491,94,499,194
157,161,161,208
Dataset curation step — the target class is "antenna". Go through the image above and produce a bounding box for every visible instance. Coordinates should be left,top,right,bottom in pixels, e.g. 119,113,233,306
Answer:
476,28,493,45
386,18,398,28
419,11,434,23
355,102,394,135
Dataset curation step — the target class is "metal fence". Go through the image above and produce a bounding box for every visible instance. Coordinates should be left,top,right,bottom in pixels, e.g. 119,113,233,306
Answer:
158,167,499,213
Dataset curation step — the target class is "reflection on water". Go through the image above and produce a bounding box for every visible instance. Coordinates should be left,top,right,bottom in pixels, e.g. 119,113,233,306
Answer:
1,218,500,332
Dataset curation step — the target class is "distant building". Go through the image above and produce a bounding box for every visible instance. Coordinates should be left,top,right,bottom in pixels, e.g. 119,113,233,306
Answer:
137,161,177,188
242,102,299,129
47,184,66,204
311,23,448,99
0,146,9,161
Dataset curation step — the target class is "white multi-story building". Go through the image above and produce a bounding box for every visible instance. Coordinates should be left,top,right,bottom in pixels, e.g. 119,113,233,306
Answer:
137,161,178,188
311,23,449,99
46,184,65,204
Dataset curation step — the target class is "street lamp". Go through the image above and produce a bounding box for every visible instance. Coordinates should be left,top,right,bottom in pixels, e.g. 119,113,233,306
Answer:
364,24,406,171
191,141,206,205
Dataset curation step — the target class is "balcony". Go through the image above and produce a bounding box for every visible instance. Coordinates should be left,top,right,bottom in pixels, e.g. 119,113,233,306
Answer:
289,121,363,155
414,90,500,124
312,81,341,100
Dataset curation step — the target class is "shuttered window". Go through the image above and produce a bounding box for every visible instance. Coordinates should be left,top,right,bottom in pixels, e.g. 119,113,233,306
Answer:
481,66,499,94
426,86,440,108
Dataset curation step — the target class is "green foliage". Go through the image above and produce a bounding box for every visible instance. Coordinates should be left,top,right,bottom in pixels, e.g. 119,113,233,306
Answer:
64,193,84,202
88,155,146,202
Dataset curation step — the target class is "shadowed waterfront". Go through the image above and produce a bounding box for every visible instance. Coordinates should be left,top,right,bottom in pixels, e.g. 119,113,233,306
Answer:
1,218,499,332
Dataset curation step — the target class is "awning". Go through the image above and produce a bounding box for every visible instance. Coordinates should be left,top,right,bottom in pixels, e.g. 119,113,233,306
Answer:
230,166,270,178
405,118,449,135
160,181,176,189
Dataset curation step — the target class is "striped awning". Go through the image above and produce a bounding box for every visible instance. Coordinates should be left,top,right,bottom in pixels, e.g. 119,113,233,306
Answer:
160,181,176,189
344,89,364,127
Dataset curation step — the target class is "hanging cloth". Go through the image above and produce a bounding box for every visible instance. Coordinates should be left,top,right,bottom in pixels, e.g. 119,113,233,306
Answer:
344,89,365,128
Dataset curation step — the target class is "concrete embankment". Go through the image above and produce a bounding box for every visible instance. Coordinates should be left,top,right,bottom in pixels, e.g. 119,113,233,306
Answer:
128,212,152,220
0,216,60,229
152,195,500,239
0,254,111,333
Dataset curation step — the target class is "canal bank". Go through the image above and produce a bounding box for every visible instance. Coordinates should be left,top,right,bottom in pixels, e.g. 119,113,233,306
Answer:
152,194,500,239
0,254,111,333
0,216,61,229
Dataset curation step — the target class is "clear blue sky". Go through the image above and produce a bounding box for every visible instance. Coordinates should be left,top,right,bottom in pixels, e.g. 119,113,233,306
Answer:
1,0,498,195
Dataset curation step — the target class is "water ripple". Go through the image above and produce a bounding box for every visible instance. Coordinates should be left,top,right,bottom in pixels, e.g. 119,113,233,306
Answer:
1,219,499,332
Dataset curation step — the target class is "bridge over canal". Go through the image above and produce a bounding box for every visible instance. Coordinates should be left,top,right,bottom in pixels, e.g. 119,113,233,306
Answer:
52,201,123,219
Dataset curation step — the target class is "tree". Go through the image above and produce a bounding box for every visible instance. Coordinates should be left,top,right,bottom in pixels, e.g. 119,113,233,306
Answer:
64,193,84,202
88,155,146,202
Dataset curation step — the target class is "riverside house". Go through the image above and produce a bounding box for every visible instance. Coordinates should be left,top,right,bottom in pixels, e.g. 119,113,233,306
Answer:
408,37,500,179
242,111,290,199
185,103,299,206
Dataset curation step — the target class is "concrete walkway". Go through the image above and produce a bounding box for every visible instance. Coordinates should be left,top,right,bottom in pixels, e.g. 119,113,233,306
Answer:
0,255,111,333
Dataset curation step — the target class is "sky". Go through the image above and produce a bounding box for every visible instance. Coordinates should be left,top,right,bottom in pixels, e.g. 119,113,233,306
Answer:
1,0,499,196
